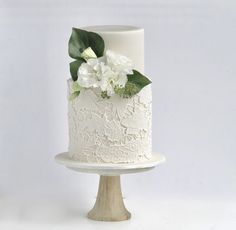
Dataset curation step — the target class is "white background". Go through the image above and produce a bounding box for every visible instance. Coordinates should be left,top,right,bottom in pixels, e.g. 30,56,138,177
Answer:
0,0,236,229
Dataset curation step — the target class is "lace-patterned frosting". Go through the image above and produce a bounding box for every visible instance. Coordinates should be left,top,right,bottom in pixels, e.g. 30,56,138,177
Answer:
68,81,152,163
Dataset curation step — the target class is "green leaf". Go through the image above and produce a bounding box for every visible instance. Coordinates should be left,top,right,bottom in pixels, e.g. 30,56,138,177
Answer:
87,31,105,57
69,91,80,101
71,81,82,92
69,59,84,81
122,70,152,97
68,28,105,59
69,29,88,59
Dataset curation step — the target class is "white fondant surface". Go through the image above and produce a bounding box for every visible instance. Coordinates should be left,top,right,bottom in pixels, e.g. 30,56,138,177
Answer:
55,152,165,175
83,25,144,72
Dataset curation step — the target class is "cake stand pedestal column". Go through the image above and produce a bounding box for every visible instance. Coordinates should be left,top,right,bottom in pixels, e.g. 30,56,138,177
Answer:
87,175,130,221
55,152,165,222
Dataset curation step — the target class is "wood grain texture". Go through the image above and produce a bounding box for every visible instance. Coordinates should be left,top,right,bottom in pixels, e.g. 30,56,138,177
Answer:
87,176,131,221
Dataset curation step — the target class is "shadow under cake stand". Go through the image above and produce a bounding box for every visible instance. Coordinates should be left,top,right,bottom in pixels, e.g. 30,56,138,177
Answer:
55,152,165,222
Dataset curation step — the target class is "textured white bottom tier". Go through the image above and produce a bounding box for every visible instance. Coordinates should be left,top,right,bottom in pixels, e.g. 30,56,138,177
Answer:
68,80,152,163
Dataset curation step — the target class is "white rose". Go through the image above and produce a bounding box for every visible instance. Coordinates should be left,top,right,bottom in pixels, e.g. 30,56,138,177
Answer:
106,50,133,75
106,50,133,88
77,57,110,87
77,49,134,96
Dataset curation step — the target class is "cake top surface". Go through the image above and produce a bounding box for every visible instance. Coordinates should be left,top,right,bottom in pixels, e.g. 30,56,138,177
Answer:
82,25,143,33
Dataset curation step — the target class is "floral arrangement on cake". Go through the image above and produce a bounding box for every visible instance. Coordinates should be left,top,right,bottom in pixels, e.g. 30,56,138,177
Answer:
68,28,151,100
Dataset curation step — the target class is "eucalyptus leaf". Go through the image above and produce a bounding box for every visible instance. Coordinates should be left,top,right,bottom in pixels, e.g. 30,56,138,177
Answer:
68,28,105,59
122,70,152,97
69,59,84,81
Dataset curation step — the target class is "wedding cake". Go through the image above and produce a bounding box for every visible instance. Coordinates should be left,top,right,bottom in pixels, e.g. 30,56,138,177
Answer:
67,25,152,163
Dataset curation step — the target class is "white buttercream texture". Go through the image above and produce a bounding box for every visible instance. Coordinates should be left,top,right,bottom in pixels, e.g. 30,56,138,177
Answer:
68,80,152,163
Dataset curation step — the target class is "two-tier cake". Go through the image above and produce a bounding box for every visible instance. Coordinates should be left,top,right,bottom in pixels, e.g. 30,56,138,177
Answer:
67,25,152,163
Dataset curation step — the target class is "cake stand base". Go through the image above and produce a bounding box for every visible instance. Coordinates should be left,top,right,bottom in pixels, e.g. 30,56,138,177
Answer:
55,152,165,222
87,176,130,221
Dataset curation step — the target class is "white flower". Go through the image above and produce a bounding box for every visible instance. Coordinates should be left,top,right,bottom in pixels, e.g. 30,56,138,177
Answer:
106,50,133,76
81,47,97,61
77,50,133,96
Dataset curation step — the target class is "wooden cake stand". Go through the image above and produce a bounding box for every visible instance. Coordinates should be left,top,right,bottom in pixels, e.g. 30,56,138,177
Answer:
55,152,165,222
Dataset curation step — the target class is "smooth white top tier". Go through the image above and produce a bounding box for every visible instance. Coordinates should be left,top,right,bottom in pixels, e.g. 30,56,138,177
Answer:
83,25,144,72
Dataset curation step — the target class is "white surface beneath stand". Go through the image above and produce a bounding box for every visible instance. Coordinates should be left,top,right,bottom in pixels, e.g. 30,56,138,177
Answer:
55,152,165,176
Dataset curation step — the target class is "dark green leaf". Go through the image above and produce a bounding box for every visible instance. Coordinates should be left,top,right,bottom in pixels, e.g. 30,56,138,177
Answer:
69,28,88,59
127,70,152,88
68,28,105,59
122,70,152,97
69,59,84,81
87,32,105,57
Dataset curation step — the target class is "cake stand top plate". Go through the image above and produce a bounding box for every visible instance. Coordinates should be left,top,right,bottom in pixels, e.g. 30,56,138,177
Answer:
55,152,165,176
